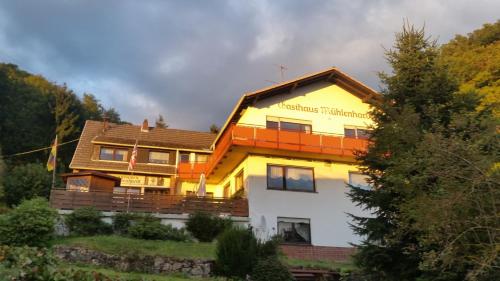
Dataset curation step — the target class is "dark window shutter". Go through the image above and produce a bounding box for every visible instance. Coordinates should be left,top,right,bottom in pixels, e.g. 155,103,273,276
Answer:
137,148,149,163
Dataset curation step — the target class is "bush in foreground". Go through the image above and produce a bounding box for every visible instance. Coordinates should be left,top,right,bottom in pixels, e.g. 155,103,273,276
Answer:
0,197,57,247
251,257,293,281
65,207,112,236
3,163,52,206
185,212,232,242
215,227,258,279
112,212,136,235
128,215,190,241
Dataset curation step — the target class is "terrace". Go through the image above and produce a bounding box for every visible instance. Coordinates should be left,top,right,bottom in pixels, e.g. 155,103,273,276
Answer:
49,189,249,217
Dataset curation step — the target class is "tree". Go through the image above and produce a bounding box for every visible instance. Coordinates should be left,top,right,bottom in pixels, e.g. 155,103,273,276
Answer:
3,163,52,206
209,124,220,134
439,20,500,118
103,107,124,124
406,108,499,281
82,93,104,120
0,147,5,203
155,114,168,128
348,23,458,280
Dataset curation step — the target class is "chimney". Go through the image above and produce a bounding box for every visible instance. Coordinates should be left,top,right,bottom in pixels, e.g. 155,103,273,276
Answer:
141,119,149,132
102,116,109,132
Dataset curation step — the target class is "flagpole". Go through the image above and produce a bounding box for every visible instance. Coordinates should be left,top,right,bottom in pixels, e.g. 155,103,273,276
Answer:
52,135,58,189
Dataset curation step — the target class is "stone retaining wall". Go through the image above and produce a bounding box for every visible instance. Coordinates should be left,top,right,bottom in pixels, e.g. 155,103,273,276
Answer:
54,245,212,277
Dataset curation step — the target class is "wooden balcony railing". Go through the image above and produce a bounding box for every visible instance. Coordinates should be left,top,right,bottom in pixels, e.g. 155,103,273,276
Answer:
204,124,369,176
49,189,249,217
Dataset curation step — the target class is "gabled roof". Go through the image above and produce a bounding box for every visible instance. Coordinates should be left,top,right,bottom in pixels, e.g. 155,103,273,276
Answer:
70,120,216,174
213,67,381,146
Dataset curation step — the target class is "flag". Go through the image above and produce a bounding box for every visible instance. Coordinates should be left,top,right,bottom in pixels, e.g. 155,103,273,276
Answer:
47,136,58,171
128,140,138,171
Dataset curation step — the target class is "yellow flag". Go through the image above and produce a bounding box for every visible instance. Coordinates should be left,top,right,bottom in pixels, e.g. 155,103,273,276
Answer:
47,136,57,171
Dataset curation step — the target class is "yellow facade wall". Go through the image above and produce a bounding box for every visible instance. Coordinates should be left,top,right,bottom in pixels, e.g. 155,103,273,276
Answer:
237,82,374,134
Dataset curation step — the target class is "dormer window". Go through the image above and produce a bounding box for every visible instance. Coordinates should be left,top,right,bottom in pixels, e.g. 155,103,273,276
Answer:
99,147,128,161
148,151,170,164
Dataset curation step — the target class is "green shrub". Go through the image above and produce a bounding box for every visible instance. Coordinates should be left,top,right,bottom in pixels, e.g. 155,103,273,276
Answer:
3,163,52,206
185,212,233,242
0,198,57,247
215,227,258,279
112,212,136,235
251,257,294,281
65,207,112,236
257,235,281,259
128,215,190,241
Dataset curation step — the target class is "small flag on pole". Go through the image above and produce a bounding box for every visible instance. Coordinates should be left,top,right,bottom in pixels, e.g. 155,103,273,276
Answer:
47,136,58,171
128,140,138,171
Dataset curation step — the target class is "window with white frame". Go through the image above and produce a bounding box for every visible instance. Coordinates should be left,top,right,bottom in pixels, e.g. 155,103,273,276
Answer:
277,217,311,244
266,117,312,133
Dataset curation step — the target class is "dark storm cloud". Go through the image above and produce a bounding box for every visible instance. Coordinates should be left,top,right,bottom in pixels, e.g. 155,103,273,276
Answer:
0,0,498,130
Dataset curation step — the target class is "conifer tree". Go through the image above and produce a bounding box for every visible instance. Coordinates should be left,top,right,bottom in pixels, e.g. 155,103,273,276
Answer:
155,114,168,128
348,23,458,280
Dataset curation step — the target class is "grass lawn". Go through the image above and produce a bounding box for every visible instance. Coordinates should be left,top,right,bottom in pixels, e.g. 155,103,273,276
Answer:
52,235,216,259
63,264,224,281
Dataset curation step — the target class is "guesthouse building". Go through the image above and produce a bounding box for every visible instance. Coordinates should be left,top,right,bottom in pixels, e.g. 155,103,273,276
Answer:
51,68,378,260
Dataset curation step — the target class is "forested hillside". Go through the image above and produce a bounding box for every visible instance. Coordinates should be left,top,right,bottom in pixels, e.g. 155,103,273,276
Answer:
0,63,127,205
0,63,127,169
439,20,500,116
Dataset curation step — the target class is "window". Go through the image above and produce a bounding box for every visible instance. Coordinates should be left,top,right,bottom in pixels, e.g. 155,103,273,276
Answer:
349,172,371,190
223,183,231,198
67,177,89,192
277,217,311,244
235,170,244,191
179,153,190,163
149,151,170,164
196,154,209,163
267,165,315,192
99,147,128,161
344,127,373,139
266,117,312,133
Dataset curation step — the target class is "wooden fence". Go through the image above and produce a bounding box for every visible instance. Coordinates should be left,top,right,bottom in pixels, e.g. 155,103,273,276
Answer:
49,189,249,217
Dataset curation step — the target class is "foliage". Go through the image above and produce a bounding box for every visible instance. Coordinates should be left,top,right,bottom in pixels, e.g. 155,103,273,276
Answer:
155,114,168,128
54,235,215,259
185,212,233,242
256,235,281,259
251,257,293,281
65,207,112,236
347,23,459,281
209,124,220,134
3,163,52,206
0,245,148,281
0,63,127,171
349,21,499,281
0,147,5,203
0,198,57,247
112,212,136,235
214,227,258,279
439,20,500,117
127,215,190,241
403,110,499,280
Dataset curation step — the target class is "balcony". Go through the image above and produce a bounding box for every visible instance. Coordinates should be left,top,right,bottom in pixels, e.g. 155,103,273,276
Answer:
49,189,249,217
204,124,369,179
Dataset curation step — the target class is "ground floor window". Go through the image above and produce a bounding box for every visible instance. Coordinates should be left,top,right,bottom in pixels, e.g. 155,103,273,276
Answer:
277,217,311,244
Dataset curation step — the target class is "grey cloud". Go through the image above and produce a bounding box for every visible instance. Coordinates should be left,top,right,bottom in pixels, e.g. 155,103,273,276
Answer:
0,0,498,130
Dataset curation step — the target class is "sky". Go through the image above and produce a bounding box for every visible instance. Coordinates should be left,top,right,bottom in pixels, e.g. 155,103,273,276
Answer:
0,0,498,131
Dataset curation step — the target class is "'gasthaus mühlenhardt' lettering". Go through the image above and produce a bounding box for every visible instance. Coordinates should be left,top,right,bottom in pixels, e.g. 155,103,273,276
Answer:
277,102,370,119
